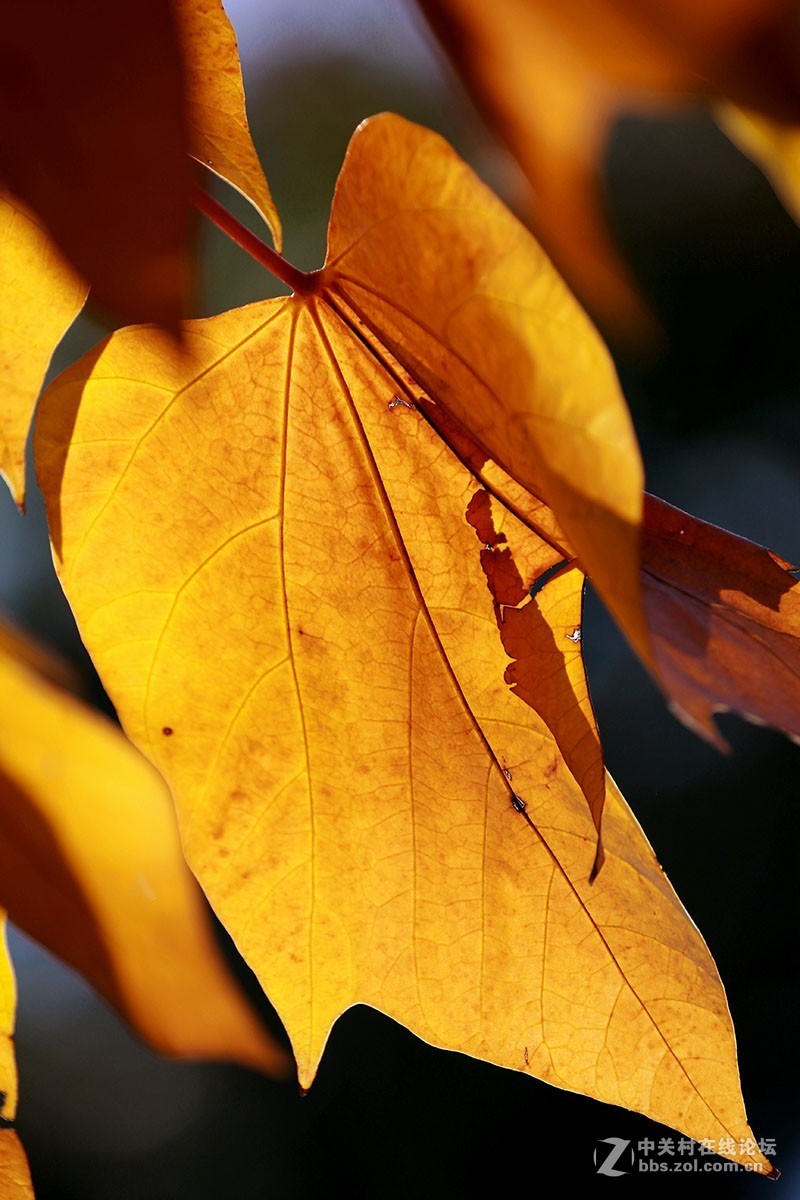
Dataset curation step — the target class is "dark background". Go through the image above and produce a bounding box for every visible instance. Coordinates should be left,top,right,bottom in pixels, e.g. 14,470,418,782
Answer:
1,1,798,1195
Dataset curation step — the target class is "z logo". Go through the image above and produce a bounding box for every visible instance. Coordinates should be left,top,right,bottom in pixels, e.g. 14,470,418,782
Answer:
594,1137,633,1176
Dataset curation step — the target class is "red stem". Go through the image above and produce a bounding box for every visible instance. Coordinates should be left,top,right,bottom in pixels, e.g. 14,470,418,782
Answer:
191,182,316,295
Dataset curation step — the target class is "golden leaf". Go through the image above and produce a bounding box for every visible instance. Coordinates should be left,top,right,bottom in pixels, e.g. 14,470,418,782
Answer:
36,114,771,1170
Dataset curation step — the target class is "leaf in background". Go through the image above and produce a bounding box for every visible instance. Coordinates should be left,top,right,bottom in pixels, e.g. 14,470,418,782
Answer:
0,633,290,1077
0,922,33,1199
0,0,277,505
36,115,772,1170
0,0,192,329
418,0,800,341
0,192,87,506
643,494,800,746
180,0,281,246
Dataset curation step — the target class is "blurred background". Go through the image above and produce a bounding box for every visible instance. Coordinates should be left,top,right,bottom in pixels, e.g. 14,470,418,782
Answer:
1,0,799,1194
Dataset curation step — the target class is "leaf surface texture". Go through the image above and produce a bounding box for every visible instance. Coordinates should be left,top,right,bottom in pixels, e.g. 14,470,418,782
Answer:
36,115,771,1168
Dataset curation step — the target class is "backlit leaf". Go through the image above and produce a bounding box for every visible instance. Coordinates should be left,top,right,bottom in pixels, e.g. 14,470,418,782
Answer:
0,192,87,506
36,114,770,1169
0,922,33,1199
323,113,648,661
0,633,290,1077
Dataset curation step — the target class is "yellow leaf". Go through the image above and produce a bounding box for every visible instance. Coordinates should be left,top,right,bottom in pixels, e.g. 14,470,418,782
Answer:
0,192,87,507
0,634,290,1077
0,921,33,1199
179,0,282,247
36,115,770,1168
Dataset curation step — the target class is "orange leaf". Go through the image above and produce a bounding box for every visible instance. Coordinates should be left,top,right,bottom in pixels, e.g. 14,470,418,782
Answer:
0,1131,32,1200
464,485,604,870
643,493,800,746
35,114,771,1169
0,922,33,1199
0,632,290,1077
418,0,800,339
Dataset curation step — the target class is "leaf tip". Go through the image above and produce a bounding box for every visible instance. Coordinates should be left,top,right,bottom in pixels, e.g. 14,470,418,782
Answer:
667,700,732,753
0,466,25,513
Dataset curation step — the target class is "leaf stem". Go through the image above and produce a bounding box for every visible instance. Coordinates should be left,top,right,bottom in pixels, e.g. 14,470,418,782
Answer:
191,182,316,295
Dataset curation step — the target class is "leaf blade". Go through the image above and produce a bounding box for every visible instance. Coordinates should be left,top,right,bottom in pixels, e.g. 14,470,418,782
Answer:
34,115,770,1169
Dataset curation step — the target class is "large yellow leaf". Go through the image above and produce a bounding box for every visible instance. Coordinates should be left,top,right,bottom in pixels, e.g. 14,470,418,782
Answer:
0,192,87,506
0,632,289,1077
36,115,771,1169
0,922,33,1199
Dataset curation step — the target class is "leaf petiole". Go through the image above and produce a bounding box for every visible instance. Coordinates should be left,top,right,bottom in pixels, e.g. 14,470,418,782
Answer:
191,181,316,296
